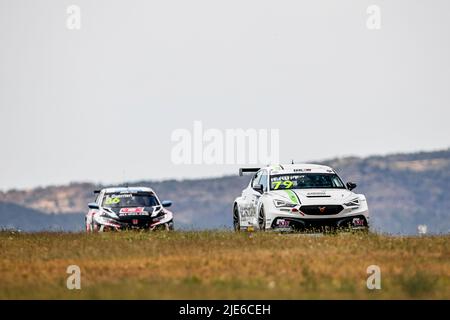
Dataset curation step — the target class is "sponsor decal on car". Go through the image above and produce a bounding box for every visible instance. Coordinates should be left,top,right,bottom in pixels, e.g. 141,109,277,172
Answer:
119,207,149,216
113,193,132,198
307,191,327,196
277,219,290,227
120,207,145,214
240,204,256,218
353,217,365,226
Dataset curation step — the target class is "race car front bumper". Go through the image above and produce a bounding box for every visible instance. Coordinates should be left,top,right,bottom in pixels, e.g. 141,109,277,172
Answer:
94,211,173,231
271,215,368,231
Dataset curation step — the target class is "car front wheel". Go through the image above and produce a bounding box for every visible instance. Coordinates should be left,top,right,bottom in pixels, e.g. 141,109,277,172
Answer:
258,206,266,231
233,205,240,232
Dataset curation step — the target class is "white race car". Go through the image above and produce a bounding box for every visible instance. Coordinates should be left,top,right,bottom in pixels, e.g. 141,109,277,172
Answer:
233,164,369,232
85,186,174,232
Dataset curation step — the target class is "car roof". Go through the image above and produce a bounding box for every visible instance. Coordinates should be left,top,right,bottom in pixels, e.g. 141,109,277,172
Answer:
102,186,155,194
266,163,335,175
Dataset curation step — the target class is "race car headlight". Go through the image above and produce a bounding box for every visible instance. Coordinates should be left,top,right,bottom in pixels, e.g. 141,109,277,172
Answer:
94,215,119,226
99,211,113,217
152,215,165,222
98,209,118,219
151,209,165,218
344,198,360,207
273,199,296,208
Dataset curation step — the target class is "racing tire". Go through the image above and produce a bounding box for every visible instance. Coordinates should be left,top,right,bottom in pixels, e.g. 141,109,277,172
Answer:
153,221,174,231
233,204,240,232
258,206,266,231
86,218,99,233
93,221,101,232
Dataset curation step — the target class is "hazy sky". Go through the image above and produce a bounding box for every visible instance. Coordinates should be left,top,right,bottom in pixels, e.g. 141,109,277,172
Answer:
1,0,449,190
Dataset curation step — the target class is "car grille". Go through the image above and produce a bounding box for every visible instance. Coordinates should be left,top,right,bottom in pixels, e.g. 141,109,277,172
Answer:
300,205,343,215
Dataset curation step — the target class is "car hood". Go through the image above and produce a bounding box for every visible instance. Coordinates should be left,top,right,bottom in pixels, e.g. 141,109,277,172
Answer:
269,189,355,205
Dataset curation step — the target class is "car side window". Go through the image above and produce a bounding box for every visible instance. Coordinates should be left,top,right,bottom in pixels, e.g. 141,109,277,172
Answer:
252,171,262,188
260,172,268,192
96,192,103,205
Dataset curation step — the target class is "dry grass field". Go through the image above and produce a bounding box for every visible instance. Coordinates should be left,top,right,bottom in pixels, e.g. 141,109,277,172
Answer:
0,231,448,299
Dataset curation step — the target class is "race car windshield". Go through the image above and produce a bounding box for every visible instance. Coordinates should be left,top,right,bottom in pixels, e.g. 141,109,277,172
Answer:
102,193,160,208
270,173,345,190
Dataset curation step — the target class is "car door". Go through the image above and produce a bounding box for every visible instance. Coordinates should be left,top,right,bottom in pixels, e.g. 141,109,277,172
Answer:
239,170,263,225
247,170,266,218
86,191,102,231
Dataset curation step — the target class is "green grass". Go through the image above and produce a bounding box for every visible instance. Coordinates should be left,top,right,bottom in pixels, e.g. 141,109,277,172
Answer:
0,231,448,299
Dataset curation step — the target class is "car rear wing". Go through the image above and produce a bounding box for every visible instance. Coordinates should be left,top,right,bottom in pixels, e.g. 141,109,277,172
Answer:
239,168,260,176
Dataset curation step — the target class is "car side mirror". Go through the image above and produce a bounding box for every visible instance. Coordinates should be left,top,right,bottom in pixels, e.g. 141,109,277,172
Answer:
253,184,264,194
346,182,357,191
88,202,99,210
162,200,172,208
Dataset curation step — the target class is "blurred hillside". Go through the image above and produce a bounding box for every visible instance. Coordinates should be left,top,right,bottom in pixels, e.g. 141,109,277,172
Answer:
1,149,449,234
